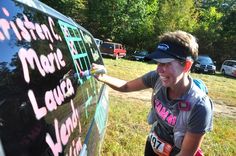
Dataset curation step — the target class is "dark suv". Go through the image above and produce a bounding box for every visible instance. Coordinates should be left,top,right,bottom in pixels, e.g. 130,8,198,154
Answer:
191,55,216,74
130,50,149,61
0,1,109,156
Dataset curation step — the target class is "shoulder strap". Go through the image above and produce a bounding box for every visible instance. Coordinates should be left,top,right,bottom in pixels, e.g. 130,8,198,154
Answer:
175,93,210,132
173,94,209,148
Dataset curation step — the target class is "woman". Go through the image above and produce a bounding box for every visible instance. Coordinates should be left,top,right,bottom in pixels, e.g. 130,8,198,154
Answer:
93,30,213,156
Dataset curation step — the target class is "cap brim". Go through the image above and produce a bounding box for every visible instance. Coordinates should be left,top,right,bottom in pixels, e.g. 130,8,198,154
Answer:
146,49,176,63
154,58,175,63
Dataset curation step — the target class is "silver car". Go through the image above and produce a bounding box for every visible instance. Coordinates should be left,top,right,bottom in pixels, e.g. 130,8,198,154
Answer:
220,60,236,77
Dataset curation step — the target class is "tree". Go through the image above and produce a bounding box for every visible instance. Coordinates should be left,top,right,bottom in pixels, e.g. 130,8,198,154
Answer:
155,0,199,34
196,6,223,57
217,8,236,61
40,0,236,61
40,0,87,25
195,0,236,65
86,0,159,52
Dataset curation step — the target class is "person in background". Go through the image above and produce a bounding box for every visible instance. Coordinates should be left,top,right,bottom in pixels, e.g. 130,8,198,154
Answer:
92,30,213,156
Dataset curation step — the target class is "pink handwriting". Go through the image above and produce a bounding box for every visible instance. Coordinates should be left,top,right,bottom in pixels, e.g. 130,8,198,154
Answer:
67,138,82,156
69,41,78,55
46,100,81,156
18,45,65,83
0,7,62,42
28,78,74,120
0,8,10,40
61,25,70,37
154,99,177,126
1,6,85,155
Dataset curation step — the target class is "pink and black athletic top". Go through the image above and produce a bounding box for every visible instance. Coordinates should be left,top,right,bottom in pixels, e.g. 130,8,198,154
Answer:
142,71,213,155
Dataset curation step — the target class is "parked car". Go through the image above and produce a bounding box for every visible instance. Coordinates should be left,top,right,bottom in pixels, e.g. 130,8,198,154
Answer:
100,42,126,58
191,55,216,74
220,60,236,77
0,1,109,156
130,50,149,61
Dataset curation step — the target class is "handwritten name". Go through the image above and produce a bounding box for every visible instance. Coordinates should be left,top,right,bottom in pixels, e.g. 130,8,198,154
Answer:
2,6,86,156
19,45,66,83
28,78,74,120
46,100,82,156
0,7,61,42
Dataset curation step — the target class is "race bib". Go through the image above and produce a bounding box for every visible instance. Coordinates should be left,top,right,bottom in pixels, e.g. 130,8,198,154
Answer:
149,132,173,156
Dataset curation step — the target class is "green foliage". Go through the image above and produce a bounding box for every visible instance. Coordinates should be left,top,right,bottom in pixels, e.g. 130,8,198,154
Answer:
195,6,223,63
42,0,236,66
86,0,159,53
199,7,223,32
195,0,236,64
217,8,236,62
155,0,198,33
40,0,87,24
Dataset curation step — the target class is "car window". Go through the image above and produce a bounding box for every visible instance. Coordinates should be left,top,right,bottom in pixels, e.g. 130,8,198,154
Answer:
0,1,106,155
227,61,236,67
224,61,229,65
228,62,233,66
115,44,122,49
139,51,148,55
101,43,114,49
233,62,236,67
94,38,103,48
197,56,213,64
81,31,103,63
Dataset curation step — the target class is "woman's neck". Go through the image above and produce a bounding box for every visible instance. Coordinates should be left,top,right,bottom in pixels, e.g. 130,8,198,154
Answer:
168,76,190,100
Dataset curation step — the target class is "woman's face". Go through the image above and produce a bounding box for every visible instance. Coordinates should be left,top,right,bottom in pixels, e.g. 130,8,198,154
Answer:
156,60,184,88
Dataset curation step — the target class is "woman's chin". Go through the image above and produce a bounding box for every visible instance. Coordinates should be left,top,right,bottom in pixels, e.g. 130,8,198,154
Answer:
161,81,169,87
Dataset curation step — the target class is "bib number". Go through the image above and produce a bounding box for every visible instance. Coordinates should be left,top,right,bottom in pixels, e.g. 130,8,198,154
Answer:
149,132,172,156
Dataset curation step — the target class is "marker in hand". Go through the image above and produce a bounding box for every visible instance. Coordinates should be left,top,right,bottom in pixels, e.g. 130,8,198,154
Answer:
80,67,107,77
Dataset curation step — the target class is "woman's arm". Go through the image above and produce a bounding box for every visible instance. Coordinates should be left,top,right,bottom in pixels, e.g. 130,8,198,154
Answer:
92,63,148,92
176,132,205,156
95,74,148,92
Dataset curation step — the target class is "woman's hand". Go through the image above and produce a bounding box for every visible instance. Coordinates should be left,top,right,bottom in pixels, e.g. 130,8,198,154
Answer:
91,63,107,82
91,63,148,92
176,132,205,156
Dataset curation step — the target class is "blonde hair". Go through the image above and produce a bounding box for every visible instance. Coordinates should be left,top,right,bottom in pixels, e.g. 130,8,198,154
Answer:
159,30,199,60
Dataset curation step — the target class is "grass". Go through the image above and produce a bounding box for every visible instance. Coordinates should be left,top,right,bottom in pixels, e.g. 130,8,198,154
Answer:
100,58,236,156
103,58,236,107
202,114,236,155
192,73,236,107
101,96,150,156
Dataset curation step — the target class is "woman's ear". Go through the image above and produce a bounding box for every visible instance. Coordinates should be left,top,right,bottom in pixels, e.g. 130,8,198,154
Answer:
183,59,193,73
